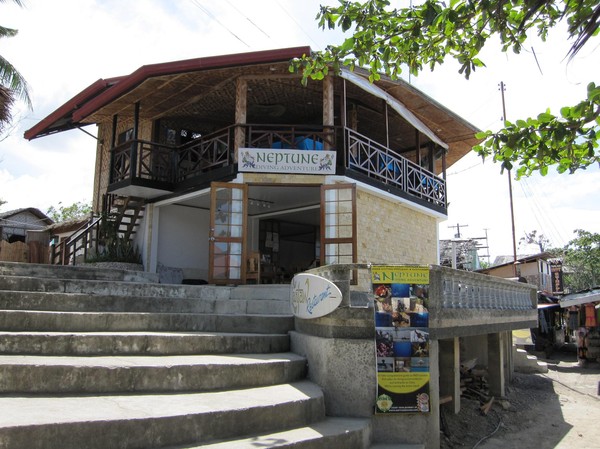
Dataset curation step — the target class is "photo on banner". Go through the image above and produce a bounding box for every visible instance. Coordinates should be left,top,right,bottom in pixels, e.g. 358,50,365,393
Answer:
372,265,430,414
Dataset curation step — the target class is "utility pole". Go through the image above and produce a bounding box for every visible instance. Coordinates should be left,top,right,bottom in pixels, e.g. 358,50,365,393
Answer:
481,228,491,263
448,223,468,239
448,223,469,269
500,81,518,276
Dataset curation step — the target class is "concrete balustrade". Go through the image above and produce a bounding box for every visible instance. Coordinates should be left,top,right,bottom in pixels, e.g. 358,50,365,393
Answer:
295,263,537,449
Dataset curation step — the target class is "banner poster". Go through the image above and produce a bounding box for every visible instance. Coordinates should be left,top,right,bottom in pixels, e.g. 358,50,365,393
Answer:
372,265,430,414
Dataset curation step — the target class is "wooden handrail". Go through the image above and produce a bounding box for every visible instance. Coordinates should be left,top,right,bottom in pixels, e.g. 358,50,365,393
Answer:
50,214,102,265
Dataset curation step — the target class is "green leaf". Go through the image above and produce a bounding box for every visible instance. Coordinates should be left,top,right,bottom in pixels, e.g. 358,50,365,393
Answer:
537,112,555,122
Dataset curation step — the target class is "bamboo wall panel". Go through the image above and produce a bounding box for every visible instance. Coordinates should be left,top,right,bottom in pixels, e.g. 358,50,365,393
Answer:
0,241,28,262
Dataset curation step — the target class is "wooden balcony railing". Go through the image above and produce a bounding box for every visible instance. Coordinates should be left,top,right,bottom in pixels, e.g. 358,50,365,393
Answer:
346,128,446,209
108,124,446,211
176,127,234,182
246,124,336,150
111,140,175,185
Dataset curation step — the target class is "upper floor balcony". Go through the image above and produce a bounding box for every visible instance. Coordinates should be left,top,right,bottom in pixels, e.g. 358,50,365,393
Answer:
24,46,479,219
108,123,447,214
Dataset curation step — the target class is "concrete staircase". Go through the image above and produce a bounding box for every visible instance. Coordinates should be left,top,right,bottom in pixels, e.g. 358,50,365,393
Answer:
513,346,548,373
0,261,372,449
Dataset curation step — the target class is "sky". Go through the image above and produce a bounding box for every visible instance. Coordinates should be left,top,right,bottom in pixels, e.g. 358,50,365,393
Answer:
1,0,598,263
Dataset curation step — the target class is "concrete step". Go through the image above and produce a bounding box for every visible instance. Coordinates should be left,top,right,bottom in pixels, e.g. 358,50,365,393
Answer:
0,290,292,315
0,310,294,334
168,417,371,448
0,261,158,283
0,331,290,355
0,381,325,449
0,353,307,394
0,275,291,302
0,275,232,298
0,264,360,449
369,445,424,449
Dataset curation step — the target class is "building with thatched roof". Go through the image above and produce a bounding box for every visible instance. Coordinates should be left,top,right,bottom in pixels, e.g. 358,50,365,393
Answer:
23,47,542,449
0,207,53,243
26,46,480,283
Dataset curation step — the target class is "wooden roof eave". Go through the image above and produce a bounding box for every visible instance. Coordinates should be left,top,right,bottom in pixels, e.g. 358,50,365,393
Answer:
24,77,124,140
367,71,482,162
72,46,312,124
340,68,448,149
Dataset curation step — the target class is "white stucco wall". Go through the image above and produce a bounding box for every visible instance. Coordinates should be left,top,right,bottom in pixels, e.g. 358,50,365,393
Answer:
156,204,210,280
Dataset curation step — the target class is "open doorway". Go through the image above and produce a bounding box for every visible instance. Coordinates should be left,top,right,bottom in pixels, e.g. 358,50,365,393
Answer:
248,184,321,283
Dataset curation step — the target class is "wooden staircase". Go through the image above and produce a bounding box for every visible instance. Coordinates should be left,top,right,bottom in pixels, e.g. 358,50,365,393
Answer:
50,195,145,265
105,194,145,240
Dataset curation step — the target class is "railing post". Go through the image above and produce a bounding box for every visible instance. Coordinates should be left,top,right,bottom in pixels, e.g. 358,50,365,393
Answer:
129,141,137,182
171,147,178,183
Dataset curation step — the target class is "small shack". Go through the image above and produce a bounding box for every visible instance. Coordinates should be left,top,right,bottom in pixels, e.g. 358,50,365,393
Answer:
560,288,600,364
0,208,53,263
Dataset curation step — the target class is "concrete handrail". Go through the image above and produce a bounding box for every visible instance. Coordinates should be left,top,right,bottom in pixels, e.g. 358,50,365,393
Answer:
303,263,537,312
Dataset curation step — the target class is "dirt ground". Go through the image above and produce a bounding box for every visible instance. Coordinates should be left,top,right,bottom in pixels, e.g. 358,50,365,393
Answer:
440,347,600,449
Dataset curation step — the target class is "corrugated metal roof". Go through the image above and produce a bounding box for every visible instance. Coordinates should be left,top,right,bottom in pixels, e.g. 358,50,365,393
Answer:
560,288,600,308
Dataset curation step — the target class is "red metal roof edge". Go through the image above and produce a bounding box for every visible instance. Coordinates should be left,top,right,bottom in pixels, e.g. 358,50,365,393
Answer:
72,46,312,123
24,76,125,140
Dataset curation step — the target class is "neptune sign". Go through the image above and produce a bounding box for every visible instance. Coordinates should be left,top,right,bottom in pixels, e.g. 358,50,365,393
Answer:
290,273,343,319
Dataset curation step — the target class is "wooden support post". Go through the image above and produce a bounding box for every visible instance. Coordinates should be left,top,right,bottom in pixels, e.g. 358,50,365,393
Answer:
442,148,447,180
322,75,334,151
130,102,140,181
385,101,389,149
109,114,118,185
428,142,435,173
415,129,421,167
234,77,248,163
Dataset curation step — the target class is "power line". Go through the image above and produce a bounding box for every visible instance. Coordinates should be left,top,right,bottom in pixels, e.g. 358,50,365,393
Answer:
446,161,482,176
224,0,271,39
189,0,250,47
274,0,322,49
518,176,568,247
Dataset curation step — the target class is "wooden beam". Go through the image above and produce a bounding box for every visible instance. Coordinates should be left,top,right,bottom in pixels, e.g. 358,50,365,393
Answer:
152,74,238,120
439,395,453,405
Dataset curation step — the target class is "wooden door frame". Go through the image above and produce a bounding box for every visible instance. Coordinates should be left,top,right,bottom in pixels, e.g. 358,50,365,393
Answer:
208,182,248,285
320,183,357,266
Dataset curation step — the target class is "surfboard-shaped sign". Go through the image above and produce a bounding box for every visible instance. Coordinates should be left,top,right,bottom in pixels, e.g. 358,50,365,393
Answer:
290,273,343,319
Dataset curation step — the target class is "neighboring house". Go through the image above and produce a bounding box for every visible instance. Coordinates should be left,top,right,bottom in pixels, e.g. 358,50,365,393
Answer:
0,207,53,263
25,46,479,283
46,217,90,245
481,252,556,294
0,208,53,243
560,287,600,363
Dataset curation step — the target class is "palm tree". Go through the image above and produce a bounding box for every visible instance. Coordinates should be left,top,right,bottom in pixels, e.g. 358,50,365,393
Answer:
0,0,31,133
